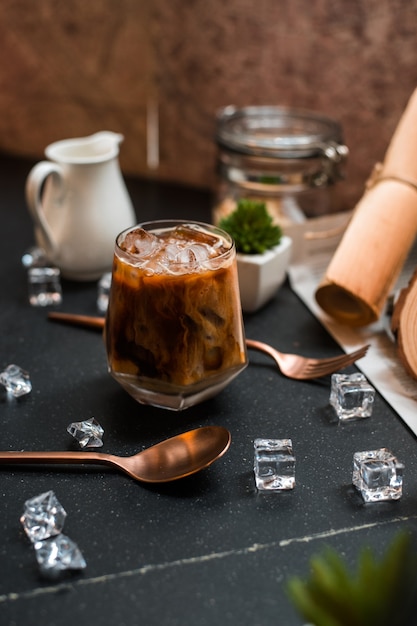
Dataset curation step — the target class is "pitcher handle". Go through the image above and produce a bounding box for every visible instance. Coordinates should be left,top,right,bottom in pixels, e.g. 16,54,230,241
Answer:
25,161,63,255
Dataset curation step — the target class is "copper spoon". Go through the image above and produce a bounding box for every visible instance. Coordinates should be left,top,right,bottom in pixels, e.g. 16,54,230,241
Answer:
0,426,231,483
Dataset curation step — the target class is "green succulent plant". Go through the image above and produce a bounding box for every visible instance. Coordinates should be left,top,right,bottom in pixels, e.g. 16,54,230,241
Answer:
218,199,282,255
287,531,417,626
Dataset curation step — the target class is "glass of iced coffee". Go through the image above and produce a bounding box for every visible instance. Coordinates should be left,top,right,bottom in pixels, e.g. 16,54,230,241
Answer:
105,220,248,410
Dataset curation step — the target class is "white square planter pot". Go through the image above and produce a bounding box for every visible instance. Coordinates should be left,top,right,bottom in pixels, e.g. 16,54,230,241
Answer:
236,235,292,313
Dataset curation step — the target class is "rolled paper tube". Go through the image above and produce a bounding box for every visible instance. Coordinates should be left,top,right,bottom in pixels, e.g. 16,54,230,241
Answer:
316,89,417,327
316,180,417,326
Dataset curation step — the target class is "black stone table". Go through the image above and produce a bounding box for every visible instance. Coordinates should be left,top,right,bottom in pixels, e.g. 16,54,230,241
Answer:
1,154,417,626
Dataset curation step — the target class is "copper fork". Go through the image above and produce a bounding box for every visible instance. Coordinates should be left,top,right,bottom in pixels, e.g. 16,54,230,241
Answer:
48,312,369,380
246,338,369,380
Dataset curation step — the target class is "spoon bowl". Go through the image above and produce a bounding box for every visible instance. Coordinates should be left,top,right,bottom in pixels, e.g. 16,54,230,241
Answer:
0,426,231,483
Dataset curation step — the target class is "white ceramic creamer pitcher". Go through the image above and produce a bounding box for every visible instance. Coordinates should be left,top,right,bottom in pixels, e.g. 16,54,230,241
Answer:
25,131,136,281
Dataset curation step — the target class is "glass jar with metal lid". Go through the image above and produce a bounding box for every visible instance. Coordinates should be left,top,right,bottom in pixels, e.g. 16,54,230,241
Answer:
213,105,349,229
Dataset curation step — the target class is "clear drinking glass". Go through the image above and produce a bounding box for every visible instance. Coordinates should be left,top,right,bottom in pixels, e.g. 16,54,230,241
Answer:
105,220,248,410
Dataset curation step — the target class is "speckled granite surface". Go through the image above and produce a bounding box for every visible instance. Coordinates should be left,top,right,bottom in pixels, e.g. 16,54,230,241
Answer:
0,0,416,211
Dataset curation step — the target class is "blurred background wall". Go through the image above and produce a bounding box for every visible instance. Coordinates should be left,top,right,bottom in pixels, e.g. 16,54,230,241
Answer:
0,0,416,211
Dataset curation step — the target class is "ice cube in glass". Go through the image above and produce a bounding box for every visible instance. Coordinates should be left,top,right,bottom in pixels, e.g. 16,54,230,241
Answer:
352,448,404,502
254,438,295,491
330,372,375,421
28,267,62,307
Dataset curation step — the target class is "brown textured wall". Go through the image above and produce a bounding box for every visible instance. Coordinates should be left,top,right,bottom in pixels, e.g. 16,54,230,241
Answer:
0,0,416,211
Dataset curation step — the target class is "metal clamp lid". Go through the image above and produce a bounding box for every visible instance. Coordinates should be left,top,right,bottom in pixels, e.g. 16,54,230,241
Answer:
216,105,348,161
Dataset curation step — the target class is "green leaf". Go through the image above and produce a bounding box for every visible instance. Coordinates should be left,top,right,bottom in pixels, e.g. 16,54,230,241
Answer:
286,532,417,626
288,577,344,626
218,199,282,254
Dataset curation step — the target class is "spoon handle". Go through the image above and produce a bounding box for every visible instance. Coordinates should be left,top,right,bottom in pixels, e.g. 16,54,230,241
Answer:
0,450,115,467
48,312,105,330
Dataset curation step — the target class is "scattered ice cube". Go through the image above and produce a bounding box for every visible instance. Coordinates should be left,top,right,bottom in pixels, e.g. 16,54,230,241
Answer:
352,448,404,502
67,417,104,448
97,272,112,313
0,364,32,397
254,438,296,491
28,266,62,307
34,534,87,578
20,490,67,543
330,372,375,421
21,246,48,269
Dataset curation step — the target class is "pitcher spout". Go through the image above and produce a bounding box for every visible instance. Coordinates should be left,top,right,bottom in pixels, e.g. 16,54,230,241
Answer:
45,131,124,164
92,131,124,150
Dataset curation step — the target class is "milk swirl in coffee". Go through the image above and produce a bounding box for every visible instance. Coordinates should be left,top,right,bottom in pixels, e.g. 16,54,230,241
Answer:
105,221,247,410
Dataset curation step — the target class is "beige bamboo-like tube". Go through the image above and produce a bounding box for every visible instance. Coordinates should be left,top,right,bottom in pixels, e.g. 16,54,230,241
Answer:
315,88,417,327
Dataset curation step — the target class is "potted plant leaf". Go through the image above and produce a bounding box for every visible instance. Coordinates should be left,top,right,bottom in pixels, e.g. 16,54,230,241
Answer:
219,199,292,313
287,531,417,626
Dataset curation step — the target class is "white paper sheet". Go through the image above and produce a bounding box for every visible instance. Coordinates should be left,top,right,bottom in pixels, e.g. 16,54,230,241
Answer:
287,214,417,436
